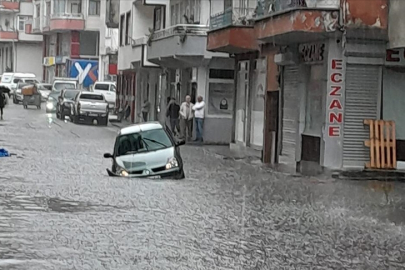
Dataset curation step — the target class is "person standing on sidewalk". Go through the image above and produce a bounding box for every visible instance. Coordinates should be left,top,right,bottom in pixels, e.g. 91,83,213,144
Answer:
166,97,180,136
141,99,151,122
192,96,205,142
0,91,5,120
179,95,194,141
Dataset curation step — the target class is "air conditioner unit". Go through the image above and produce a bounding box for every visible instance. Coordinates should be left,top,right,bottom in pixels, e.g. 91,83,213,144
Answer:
191,67,197,82
175,69,181,83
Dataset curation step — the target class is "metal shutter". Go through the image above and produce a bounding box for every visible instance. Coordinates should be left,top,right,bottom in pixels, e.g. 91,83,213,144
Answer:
280,66,300,165
343,64,380,168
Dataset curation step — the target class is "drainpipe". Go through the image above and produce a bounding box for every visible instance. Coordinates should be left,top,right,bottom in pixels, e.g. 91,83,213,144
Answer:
12,40,16,72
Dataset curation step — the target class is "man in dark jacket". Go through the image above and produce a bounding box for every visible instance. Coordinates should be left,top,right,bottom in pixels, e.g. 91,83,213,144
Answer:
0,91,5,120
166,97,180,136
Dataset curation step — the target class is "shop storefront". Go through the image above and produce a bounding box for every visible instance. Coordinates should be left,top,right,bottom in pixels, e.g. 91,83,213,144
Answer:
274,41,328,172
233,53,266,153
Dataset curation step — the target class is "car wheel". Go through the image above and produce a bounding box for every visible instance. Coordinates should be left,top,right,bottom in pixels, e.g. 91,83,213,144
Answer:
175,169,185,179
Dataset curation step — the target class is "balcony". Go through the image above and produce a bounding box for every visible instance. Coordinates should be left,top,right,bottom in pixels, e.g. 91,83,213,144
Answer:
23,18,43,41
147,24,212,68
254,0,340,45
118,36,158,70
0,30,18,41
47,13,85,32
0,0,20,12
207,7,258,54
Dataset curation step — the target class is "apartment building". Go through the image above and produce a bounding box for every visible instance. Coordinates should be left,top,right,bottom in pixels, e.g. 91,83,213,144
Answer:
26,0,118,86
207,0,405,173
116,0,234,143
0,0,43,78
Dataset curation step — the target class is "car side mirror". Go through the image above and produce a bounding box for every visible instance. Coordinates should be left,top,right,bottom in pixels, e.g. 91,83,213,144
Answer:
104,153,113,158
176,140,185,146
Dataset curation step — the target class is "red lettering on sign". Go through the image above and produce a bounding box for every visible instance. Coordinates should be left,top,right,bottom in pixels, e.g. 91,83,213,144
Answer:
386,49,400,62
329,112,343,123
331,73,342,83
329,99,343,110
328,126,340,137
330,86,342,96
331,59,343,70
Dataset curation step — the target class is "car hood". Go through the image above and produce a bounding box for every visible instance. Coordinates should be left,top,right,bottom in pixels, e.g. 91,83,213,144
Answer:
116,147,175,172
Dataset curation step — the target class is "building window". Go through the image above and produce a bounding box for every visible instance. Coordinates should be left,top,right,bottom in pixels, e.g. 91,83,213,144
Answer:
153,7,162,31
170,0,200,26
54,0,66,14
70,1,82,14
125,11,131,45
89,0,100,16
119,14,125,46
18,16,29,31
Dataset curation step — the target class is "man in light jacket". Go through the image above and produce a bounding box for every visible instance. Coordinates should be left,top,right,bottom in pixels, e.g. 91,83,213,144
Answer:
192,96,205,142
179,95,194,141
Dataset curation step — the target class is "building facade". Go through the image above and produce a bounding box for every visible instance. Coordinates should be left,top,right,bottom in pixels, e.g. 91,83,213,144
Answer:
26,0,118,86
0,0,43,79
116,0,234,143
207,0,405,173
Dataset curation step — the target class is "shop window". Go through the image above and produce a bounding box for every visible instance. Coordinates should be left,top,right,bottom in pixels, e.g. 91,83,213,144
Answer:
304,65,324,136
208,82,234,116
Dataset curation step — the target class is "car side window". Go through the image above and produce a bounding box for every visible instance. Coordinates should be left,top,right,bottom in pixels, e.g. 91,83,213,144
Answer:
111,85,116,92
13,79,20,84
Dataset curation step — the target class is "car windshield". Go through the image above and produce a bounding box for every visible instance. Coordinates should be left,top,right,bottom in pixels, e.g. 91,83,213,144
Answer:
80,94,104,100
64,90,79,99
116,129,173,156
49,91,61,99
24,79,39,84
54,82,75,91
94,84,110,91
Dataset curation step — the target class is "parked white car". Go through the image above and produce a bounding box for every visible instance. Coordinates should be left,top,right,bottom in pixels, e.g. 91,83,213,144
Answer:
0,72,38,96
91,81,116,110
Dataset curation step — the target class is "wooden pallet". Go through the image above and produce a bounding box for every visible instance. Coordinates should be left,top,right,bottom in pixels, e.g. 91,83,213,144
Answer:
364,120,396,169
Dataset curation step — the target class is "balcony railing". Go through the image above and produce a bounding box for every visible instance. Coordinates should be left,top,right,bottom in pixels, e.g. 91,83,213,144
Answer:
255,0,339,19
0,0,20,11
50,13,84,20
210,7,256,31
151,24,209,41
33,17,40,30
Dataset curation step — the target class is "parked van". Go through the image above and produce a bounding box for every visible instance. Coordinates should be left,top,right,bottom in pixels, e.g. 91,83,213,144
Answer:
0,73,38,95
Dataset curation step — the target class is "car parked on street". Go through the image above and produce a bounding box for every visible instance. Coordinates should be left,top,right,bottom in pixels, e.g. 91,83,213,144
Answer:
70,92,109,125
0,73,38,96
91,81,116,111
56,89,81,120
52,78,78,91
104,122,185,179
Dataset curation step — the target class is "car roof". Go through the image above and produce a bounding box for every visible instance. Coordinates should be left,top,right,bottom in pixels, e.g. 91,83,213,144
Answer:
120,122,163,135
3,73,36,78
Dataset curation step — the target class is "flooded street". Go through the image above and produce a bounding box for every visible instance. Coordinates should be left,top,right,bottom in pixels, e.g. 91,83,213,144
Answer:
1,104,405,269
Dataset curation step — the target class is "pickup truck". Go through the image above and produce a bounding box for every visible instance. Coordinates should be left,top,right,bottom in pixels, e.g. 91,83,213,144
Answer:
91,81,116,111
71,92,109,126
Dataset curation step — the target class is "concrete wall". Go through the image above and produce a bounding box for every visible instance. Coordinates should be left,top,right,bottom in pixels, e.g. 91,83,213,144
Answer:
388,0,405,49
15,42,43,79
